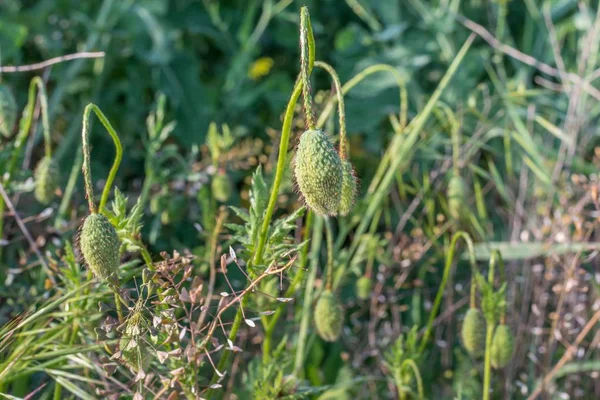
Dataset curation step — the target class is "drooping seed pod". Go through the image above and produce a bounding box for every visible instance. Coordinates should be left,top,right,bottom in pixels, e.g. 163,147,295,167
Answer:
212,172,232,202
314,290,344,342
461,308,486,358
34,157,59,204
338,160,357,216
80,213,120,281
490,324,514,369
356,275,372,300
294,130,343,216
447,174,468,221
0,85,17,138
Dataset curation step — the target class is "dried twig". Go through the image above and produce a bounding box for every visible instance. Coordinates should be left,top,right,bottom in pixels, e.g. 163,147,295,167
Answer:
527,308,600,399
0,52,105,73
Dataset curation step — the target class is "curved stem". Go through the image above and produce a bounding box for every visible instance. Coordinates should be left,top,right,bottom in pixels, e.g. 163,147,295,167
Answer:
324,217,335,290
300,6,316,130
402,358,424,400
470,276,477,308
81,103,123,214
314,61,348,160
418,231,479,353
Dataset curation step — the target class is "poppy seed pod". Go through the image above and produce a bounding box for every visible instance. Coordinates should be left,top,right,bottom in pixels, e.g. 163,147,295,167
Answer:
80,213,120,281
338,160,357,216
314,290,344,342
294,130,343,216
34,157,59,205
356,276,372,300
491,324,514,368
448,174,468,221
212,172,232,202
0,85,17,138
461,308,486,358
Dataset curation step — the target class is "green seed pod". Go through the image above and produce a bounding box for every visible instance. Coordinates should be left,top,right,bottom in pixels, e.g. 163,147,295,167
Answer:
212,172,232,202
491,325,514,369
0,85,17,138
461,308,486,358
338,160,357,216
314,290,344,342
448,174,467,221
294,129,343,216
34,157,59,205
356,275,372,300
80,213,120,281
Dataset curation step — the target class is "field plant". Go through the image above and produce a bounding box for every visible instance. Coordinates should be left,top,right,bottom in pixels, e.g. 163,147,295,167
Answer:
1,1,600,399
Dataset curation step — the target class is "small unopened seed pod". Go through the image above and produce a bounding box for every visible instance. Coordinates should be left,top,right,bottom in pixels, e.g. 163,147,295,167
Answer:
491,324,514,368
0,85,17,138
294,130,343,216
34,157,59,204
447,174,467,221
338,160,357,216
212,172,232,202
314,290,344,342
461,308,486,357
80,213,120,281
356,275,372,300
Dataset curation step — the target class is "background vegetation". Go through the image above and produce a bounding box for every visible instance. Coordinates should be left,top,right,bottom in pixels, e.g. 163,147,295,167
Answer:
1,0,599,399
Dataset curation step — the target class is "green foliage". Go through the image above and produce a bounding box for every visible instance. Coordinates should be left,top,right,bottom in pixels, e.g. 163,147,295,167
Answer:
228,165,306,277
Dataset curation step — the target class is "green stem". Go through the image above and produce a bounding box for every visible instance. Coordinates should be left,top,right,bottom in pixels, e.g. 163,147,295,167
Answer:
263,211,313,358
253,7,315,266
300,6,316,130
294,215,323,377
205,300,244,398
482,320,495,400
324,217,334,290
81,103,123,214
314,61,348,160
402,359,424,400
418,231,478,354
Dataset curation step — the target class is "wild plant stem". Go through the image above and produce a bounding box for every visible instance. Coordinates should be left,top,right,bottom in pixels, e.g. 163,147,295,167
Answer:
300,7,315,130
418,231,477,354
294,216,323,377
205,300,244,398
483,321,495,400
81,103,123,214
314,61,347,159
324,217,334,290
55,144,83,229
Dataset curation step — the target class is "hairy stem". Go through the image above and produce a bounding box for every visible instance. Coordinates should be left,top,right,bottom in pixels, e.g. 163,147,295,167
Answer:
324,216,335,290
300,6,316,130
81,103,123,214
314,61,348,160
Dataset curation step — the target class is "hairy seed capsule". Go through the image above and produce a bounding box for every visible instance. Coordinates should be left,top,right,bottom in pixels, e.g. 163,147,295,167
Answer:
448,174,467,221
34,157,59,205
294,130,343,216
461,308,486,357
491,325,514,368
80,213,120,281
356,276,372,300
212,172,232,202
338,160,357,216
314,290,344,342
0,85,17,137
